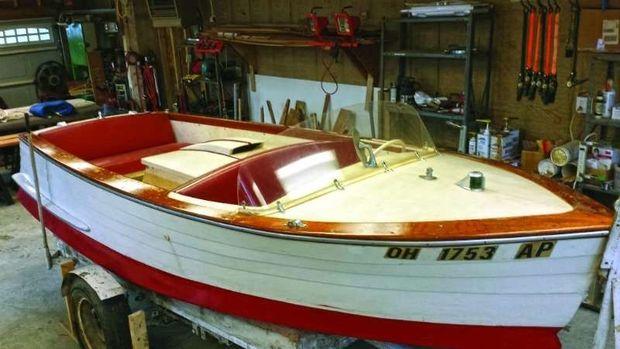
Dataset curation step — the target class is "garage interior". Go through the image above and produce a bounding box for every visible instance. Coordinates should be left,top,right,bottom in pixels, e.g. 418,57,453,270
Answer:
2,0,620,348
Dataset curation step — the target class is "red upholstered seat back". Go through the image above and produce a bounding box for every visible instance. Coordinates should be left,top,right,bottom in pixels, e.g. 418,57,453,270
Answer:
178,140,359,206
39,113,177,160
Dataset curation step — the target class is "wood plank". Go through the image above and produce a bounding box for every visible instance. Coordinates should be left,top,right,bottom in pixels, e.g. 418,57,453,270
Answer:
0,134,19,149
320,93,331,130
294,100,306,118
266,100,276,123
279,98,290,124
128,310,150,349
332,108,355,135
59,260,77,341
364,74,374,112
248,64,256,92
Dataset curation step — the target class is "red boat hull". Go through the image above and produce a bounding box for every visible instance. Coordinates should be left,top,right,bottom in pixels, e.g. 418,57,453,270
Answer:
19,190,562,349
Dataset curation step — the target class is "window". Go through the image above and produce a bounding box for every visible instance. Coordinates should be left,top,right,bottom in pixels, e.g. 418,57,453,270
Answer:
0,26,52,47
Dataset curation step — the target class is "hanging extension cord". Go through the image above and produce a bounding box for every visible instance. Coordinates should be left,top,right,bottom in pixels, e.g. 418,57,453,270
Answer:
320,50,339,96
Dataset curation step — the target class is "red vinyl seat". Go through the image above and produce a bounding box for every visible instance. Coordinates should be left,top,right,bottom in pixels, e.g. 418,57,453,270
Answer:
39,113,188,174
178,140,359,205
90,142,189,174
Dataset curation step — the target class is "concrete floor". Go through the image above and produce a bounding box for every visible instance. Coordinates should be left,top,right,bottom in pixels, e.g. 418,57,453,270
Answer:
0,200,613,349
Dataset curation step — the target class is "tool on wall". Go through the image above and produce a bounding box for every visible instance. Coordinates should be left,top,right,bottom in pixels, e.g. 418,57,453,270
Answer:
306,7,329,38
302,5,363,50
517,0,560,104
517,0,533,101
334,6,360,37
542,0,560,104
529,0,546,100
524,2,538,98
566,0,587,88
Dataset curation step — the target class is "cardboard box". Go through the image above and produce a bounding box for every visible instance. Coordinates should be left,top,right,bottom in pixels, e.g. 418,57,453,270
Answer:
579,10,620,51
521,150,545,174
490,130,520,162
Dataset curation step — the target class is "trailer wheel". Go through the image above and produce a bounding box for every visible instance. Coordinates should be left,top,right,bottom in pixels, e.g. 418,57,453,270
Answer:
68,277,131,349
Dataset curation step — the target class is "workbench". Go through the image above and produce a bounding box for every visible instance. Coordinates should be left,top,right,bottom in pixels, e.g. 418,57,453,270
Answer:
0,99,99,136
0,98,100,204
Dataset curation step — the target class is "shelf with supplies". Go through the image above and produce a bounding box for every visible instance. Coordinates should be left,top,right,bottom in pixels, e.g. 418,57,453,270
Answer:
581,182,620,196
584,52,620,136
587,117,620,128
382,50,488,60
418,110,465,122
390,5,493,24
379,3,495,153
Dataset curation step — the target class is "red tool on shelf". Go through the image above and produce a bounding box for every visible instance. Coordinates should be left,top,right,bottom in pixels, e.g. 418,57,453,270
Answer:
194,38,224,56
334,6,360,37
306,7,329,38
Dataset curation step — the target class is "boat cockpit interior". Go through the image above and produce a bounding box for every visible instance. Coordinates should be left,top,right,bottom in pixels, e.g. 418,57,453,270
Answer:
36,104,438,215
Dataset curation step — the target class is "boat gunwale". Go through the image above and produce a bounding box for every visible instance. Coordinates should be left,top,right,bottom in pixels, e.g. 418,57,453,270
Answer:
18,112,613,244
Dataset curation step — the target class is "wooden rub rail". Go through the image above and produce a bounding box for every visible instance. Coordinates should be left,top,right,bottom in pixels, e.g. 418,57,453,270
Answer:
0,134,20,149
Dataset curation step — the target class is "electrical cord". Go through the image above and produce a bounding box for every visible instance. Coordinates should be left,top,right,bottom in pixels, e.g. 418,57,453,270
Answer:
320,51,339,96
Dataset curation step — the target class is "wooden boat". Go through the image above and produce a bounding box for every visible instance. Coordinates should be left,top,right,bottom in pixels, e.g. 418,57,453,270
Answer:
13,105,612,349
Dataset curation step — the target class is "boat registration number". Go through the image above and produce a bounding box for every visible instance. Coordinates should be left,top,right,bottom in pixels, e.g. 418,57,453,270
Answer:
437,245,498,261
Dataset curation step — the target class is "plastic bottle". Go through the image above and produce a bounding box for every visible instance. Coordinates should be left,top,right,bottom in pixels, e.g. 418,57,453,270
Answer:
476,119,492,159
604,79,616,118
389,83,397,103
594,91,605,118
468,132,477,156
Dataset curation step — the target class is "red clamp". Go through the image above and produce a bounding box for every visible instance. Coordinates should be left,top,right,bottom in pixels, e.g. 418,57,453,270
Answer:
194,38,224,55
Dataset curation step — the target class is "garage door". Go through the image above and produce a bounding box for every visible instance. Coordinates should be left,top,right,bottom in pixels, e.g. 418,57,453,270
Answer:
0,18,62,108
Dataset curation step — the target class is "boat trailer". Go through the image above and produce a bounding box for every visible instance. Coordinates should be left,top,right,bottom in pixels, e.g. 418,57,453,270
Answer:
56,245,411,349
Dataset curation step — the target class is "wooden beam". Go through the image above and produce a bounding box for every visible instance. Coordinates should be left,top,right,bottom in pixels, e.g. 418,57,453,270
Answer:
248,64,256,92
0,134,19,149
128,310,150,349
320,94,330,131
279,99,290,124
59,259,77,341
364,74,374,112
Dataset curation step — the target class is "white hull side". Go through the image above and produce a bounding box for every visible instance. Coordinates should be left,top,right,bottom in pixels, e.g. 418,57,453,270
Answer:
18,143,606,328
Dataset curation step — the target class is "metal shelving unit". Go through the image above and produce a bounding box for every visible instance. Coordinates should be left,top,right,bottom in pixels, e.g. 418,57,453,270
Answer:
581,53,620,197
585,53,620,137
379,4,494,152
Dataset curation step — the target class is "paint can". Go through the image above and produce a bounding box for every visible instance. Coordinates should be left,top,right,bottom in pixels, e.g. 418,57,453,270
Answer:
538,159,560,177
469,171,485,191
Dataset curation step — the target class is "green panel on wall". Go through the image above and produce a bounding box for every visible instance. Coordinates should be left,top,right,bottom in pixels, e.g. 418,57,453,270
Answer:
66,23,88,67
